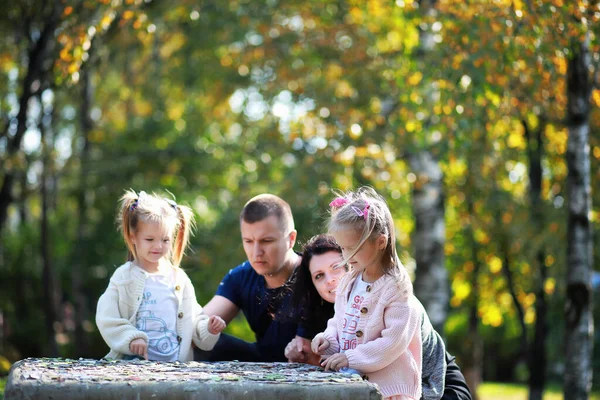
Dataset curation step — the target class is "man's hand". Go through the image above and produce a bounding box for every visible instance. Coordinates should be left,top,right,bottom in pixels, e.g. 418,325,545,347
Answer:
311,333,330,355
129,338,148,360
207,315,226,335
321,352,349,371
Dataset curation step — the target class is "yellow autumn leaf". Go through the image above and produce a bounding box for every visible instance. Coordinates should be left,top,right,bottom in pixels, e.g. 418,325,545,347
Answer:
134,99,153,117
507,132,525,149
407,72,423,86
452,280,471,301
167,103,185,120
122,10,135,20
482,305,503,327
544,278,556,295
488,255,502,274
592,90,600,107
387,31,402,51
325,63,343,80
524,309,535,325
349,7,364,24
160,33,187,59
474,229,490,244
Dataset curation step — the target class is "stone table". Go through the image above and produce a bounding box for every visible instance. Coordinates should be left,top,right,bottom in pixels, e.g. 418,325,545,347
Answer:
5,358,383,399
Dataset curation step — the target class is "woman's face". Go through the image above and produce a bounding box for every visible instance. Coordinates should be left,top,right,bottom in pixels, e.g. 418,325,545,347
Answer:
309,251,346,304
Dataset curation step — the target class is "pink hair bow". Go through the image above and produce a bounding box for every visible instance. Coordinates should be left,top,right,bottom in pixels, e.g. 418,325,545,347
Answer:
329,197,348,208
352,203,370,220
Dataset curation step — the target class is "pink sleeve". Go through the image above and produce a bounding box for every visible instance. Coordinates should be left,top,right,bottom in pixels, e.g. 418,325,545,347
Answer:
344,299,421,373
321,285,350,355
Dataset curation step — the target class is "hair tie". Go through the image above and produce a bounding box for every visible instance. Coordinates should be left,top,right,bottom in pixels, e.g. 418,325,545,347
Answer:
329,197,348,208
166,198,178,211
130,191,148,211
351,202,370,220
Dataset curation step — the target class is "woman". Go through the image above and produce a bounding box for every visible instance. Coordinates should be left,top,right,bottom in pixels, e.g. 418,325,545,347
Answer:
286,234,472,400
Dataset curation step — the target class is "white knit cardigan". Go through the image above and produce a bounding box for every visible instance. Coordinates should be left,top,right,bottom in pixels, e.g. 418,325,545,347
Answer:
96,262,219,361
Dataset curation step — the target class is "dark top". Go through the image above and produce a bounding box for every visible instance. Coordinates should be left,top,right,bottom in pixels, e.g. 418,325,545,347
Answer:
216,261,303,362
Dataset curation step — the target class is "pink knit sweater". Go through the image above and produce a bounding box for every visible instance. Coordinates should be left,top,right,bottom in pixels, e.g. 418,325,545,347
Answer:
321,271,422,399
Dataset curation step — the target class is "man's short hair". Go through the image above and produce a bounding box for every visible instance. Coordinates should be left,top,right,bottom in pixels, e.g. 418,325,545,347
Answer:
240,194,294,233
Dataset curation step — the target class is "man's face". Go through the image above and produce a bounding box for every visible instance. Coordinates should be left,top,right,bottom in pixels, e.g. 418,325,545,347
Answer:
241,215,294,276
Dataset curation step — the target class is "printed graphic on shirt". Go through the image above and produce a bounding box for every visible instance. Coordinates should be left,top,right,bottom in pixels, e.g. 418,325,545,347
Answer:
135,278,179,361
339,278,369,352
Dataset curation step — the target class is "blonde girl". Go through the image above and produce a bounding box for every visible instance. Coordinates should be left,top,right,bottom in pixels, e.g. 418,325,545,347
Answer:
96,190,225,361
311,187,423,400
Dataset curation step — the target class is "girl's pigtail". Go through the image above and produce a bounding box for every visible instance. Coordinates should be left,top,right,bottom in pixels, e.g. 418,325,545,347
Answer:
172,204,195,267
119,189,139,262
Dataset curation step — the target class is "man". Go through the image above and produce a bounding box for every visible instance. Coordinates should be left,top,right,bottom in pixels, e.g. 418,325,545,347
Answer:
197,194,304,361
198,193,472,399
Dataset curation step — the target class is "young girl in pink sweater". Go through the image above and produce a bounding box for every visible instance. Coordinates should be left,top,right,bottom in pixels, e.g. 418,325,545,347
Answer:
312,187,422,400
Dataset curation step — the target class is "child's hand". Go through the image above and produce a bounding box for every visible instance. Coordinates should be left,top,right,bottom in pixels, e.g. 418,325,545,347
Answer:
129,338,148,360
321,353,349,371
311,333,330,354
207,315,226,335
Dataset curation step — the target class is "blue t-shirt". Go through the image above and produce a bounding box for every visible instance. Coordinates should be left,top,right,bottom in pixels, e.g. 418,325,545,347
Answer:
216,261,302,362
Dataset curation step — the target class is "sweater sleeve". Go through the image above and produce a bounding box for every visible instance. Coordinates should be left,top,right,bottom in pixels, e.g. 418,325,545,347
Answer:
189,282,220,351
95,280,147,356
345,298,421,373
320,312,340,356
323,293,345,355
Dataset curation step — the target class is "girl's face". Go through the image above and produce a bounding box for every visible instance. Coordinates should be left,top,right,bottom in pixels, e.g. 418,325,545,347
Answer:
131,220,173,272
332,228,386,275
309,251,346,304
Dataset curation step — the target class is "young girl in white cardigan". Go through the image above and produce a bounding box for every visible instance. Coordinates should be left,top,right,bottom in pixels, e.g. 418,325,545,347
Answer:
96,190,226,361
311,187,423,400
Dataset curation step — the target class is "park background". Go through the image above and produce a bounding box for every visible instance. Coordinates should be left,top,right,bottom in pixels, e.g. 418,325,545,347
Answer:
0,0,599,399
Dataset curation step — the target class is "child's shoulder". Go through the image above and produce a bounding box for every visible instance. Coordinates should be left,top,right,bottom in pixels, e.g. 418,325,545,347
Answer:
379,274,413,302
108,261,136,280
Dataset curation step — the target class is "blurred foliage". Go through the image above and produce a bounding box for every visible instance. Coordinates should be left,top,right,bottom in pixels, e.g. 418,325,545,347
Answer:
0,0,598,387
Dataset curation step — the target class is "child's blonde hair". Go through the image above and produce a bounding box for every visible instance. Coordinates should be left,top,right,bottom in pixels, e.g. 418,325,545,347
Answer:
328,186,411,295
118,189,195,267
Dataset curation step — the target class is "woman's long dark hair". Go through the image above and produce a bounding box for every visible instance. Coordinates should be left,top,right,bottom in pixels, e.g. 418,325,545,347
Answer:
290,234,343,338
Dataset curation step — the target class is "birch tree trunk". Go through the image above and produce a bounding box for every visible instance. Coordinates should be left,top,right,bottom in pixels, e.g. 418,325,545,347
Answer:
410,152,448,334
564,37,594,400
412,0,449,336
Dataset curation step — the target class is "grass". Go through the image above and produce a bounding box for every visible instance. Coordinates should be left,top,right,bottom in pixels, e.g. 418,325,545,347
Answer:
479,382,600,400
0,376,5,400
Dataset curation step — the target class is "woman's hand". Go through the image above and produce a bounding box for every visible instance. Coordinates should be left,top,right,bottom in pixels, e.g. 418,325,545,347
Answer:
321,352,349,371
208,315,226,335
129,338,148,360
311,333,330,354
285,336,312,363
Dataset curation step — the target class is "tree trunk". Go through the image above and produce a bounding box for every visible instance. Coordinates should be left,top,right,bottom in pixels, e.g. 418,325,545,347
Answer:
564,37,594,400
463,167,482,400
529,249,547,400
411,0,449,335
500,232,528,361
523,120,547,400
409,152,448,334
0,2,61,237
72,67,93,356
40,103,59,357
